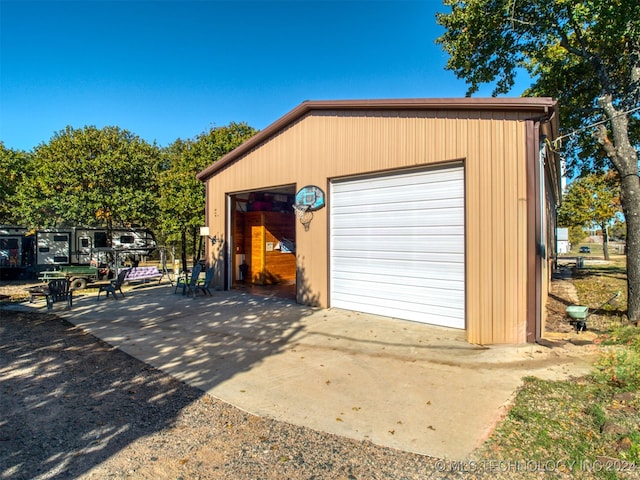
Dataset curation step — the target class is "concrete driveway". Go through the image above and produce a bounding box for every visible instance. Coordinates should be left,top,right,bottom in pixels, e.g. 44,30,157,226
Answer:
5,282,597,459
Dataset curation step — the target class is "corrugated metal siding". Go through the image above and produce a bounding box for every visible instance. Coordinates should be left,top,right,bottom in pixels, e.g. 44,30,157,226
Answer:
205,110,531,344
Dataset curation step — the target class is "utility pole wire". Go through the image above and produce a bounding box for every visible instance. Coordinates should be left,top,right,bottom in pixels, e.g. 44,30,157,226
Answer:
551,105,640,149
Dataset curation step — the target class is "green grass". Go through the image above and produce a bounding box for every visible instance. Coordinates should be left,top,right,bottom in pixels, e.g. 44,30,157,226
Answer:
476,374,639,479
572,259,629,332
473,262,639,479
595,326,640,391
567,243,626,258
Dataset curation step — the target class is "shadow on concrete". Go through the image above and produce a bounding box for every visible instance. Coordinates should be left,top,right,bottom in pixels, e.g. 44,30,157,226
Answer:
2,269,600,464
0,269,318,479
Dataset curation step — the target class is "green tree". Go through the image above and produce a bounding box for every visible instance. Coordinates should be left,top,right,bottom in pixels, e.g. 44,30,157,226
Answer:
436,0,640,323
15,126,160,233
569,226,587,248
610,220,627,242
558,173,621,260
158,122,257,271
0,142,31,224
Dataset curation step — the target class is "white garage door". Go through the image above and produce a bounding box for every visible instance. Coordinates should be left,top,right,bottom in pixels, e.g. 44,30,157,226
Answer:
330,165,465,329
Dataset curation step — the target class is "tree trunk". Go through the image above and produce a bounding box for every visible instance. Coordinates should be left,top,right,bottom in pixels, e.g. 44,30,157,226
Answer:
192,226,198,267
196,235,203,265
181,230,187,273
601,222,610,261
596,96,639,324
621,175,640,324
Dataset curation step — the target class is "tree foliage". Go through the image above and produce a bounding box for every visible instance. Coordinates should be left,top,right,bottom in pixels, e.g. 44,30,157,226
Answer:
158,122,257,270
558,173,620,227
0,142,31,224
2,122,257,272
558,172,621,259
14,126,161,230
569,226,587,248
610,220,627,242
436,0,640,322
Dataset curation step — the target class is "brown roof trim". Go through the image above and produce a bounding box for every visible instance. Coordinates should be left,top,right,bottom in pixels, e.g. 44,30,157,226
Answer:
196,97,557,181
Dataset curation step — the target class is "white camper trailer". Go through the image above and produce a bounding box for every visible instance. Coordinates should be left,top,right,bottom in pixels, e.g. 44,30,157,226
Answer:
36,227,157,266
1,225,157,281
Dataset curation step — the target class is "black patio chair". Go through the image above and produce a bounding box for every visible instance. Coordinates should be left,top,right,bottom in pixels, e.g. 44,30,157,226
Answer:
97,268,129,301
45,279,73,310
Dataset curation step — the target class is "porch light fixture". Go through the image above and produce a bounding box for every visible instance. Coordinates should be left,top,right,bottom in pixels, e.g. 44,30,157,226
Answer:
199,226,217,245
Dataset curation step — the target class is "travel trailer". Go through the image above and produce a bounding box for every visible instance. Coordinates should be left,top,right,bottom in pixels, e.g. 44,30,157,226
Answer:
35,227,157,266
0,226,157,280
0,226,33,279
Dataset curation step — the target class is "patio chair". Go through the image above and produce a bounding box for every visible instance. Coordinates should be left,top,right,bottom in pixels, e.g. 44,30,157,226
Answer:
183,264,203,297
174,271,188,294
173,264,199,294
45,279,73,310
97,268,129,301
194,267,215,296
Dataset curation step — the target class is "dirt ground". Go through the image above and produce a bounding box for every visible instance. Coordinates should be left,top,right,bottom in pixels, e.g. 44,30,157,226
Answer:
2,309,465,480
0,277,600,479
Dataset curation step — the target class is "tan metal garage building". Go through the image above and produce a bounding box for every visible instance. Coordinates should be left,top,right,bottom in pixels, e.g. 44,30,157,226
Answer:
197,98,561,345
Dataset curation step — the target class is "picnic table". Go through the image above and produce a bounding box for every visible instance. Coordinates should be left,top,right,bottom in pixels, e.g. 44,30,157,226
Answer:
27,285,49,303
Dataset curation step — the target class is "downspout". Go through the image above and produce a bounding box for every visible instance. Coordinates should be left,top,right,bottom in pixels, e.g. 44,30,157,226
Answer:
525,120,540,343
537,137,548,342
525,106,556,344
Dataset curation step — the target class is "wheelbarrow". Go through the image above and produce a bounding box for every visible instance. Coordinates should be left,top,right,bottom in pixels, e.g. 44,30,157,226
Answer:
566,291,621,332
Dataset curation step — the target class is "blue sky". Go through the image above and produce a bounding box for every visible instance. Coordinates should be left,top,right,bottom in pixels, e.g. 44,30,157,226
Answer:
1,0,531,152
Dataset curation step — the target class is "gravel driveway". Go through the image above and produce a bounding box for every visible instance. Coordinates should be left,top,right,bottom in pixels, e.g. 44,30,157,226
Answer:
1,310,477,480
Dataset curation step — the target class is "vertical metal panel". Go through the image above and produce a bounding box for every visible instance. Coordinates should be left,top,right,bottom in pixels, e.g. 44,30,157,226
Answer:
517,121,530,342
503,121,522,341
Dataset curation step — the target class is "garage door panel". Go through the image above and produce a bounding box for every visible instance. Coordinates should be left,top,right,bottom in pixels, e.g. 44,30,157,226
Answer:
332,249,464,264
332,276,464,300
335,191,464,206
330,165,465,329
333,227,463,240
333,210,465,229
333,261,464,282
332,287,464,310
331,295,464,328
334,189,462,213
333,199,464,221
334,168,462,192
331,283,464,314
333,256,464,272
332,235,464,253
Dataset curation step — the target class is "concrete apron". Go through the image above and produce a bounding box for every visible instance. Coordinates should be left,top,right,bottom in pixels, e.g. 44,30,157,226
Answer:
7,283,596,460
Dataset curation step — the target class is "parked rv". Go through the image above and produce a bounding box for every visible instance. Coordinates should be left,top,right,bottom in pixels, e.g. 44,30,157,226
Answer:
36,227,157,266
0,226,34,280
0,226,157,282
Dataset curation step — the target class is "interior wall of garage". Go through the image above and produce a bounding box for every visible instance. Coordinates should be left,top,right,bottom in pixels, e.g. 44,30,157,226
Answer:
203,109,539,344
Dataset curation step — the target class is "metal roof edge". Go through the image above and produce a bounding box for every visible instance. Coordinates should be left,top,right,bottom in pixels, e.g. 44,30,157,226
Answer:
196,97,557,181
